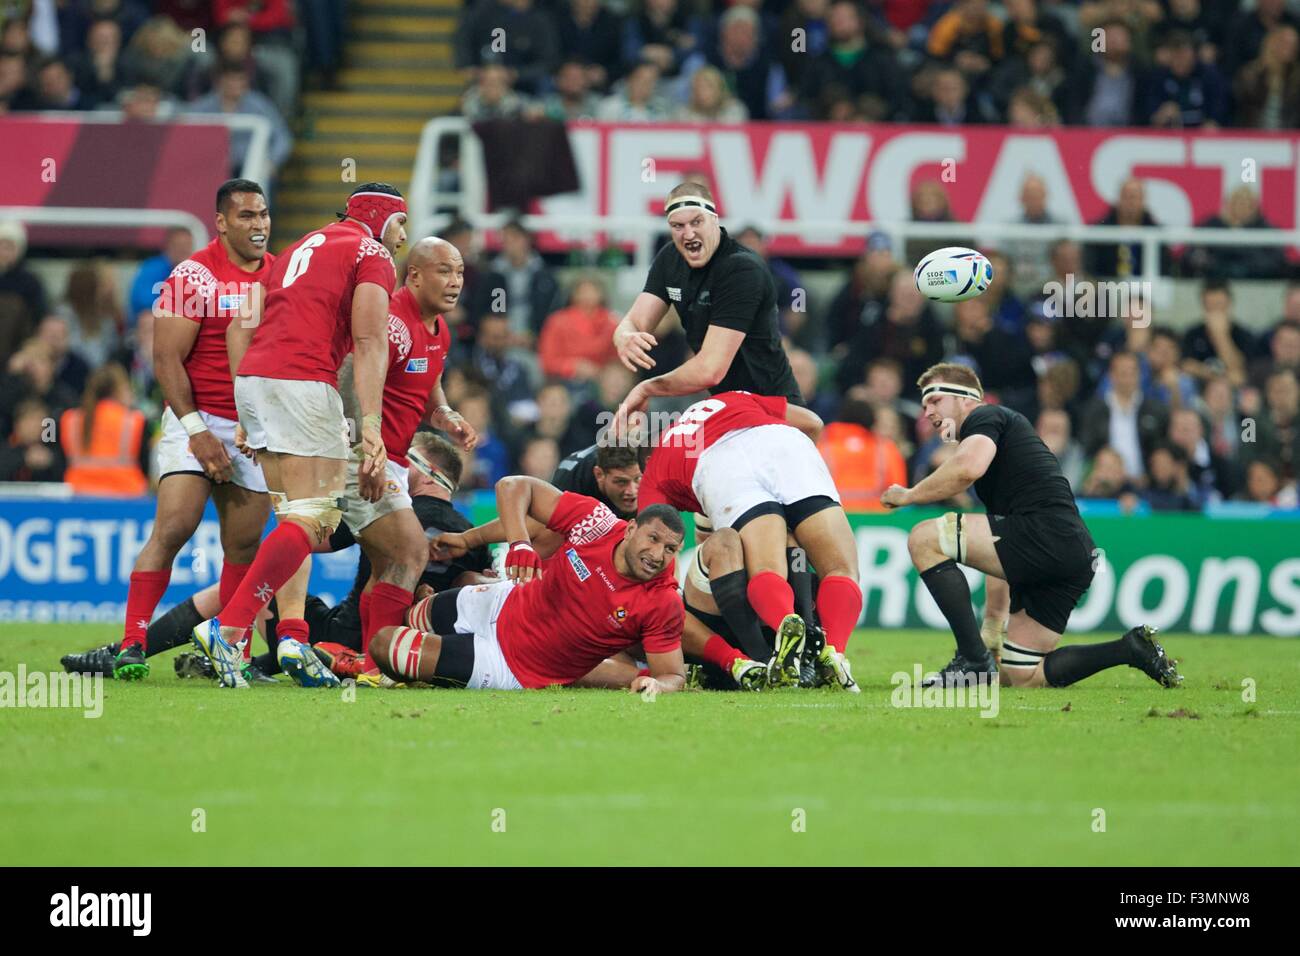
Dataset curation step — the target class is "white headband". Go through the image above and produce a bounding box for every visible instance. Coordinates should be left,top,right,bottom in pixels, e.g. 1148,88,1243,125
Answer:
921,382,983,402
664,196,717,217
409,447,456,494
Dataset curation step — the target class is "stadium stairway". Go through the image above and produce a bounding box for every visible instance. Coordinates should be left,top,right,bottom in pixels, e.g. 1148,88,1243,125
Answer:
271,0,463,249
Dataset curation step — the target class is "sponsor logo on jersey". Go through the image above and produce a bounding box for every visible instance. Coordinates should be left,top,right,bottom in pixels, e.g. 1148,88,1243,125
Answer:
565,548,591,582
697,290,710,305
405,357,428,373
218,293,246,311
667,287,682,302
614,606,627,621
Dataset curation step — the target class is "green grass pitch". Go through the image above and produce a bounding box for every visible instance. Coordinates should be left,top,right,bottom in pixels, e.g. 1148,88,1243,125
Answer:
1,624,1298,866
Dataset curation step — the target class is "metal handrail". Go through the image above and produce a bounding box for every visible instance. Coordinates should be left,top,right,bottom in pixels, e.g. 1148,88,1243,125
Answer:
0,206,209,249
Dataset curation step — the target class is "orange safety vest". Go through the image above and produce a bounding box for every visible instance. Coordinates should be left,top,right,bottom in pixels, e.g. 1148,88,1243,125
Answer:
817,421,907,512
60,400,148,496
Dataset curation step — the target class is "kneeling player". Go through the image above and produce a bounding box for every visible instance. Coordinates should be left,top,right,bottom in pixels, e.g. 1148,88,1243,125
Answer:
375,477,687,693
881,363,1180,689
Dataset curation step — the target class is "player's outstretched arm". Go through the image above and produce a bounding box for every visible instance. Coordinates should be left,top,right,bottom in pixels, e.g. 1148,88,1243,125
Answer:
882,434,996,508
632,648,687,695
614,292,670,371
157,313,232,482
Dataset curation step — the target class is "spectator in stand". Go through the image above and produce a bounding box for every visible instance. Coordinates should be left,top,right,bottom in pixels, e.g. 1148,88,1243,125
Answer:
57,261,123,369
1037,407,1086,490
981,250,1026,336
186,22,275,101
0,51,28,112
1250,318,1300,391
0,397,64,482
1006,85,1061,125
735,225,807,344
0,14,36,60
526,380,587,458
1169,405,1237,502
1078,19,1141,126
1144,443,1201,511
915,65,978,124
440,218,492,350
860,356,921,435
1235,22,1300,129
69,16,125,110
1002,174,1059,297
469,314,537,418
1238,458,1298,508
102,81,179,121
779,0,830,94
486,219,562,347
457,385,510,489
904,179,962,266
540,58,601,121
34,314,90,396
462,63,533,120
1143,326,1197,411
537,277,619,383
1183,186,1287,280
827,231,896,358
119,14,194,95
926,0,1004,93
213,0,298,116
1079,0,1163,64
837,269,946,397
1223,0,1300,78
1080,445,1142,512
1203,374,1241,464
1248,368,1300,482
455,0,560,96
799,0,909,121
596,58,671,120
817,396,906,511
519,434,561,480
555,0,623,91
1154,0,1224,63
704,5,789,120
0,343,78,440
1085,177,1169,279
950,296,1037,416
676,63,748,122
786,347,837,423
1080,351,1169,482
0,219,47,362
1141,29,1228,127
58,361,148,496
187,61,292,180
621,0,702,80
991,34,1074,123
128,226,193,323
56,0,150,54
1182,279,1254,389
1001,0,1077,72
16,56,81,110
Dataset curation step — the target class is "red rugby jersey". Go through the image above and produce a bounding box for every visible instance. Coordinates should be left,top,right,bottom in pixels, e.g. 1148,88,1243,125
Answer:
497,493,683,688
156,237,276,420
637,391,789,513
238,219,396,387
383,286,449,467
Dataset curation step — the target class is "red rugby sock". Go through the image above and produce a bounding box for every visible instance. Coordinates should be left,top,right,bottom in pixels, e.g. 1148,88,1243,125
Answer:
219,561,250,607
219,522,311,633
366,582,414,671
122,570,171,650
276,617,310,644
701,635,743,672
817,575,863,653
746,571,796,632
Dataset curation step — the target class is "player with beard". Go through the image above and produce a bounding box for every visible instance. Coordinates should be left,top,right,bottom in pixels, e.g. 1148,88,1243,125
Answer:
111,179,276,681
191,183,405,688
374,480,687,694
881,363,1181,690
551,443,643,519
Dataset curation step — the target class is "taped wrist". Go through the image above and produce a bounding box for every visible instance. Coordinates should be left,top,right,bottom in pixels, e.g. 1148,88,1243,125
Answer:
180,412,207,436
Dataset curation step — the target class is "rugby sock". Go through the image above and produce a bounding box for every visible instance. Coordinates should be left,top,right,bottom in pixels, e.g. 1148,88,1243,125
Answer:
817,575,863,654
276,617,310,645
219,561,251,606
746,572,796,632
787,547,816,621
367,583,414,670
919,559,988,662
122,570,171,650
1043,640,1132,687
143,596,204,657
701,634,744,671
711,570,771,661
218,522,312,632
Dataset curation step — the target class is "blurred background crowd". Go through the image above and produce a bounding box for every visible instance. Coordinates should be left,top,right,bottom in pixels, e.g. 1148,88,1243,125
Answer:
0,0,1298,515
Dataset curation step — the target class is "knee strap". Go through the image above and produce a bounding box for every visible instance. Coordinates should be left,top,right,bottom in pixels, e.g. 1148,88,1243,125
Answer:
387,626,425,680
936,512,967,564
686,546,712,596
1000,639,1046,669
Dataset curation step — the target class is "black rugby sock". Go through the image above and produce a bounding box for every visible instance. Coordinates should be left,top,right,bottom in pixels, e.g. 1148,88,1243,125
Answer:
919,559,987,661
787,547,817,624
1042,639,1131,687
144,597,205,658
711,570,772,661
251,651,280,675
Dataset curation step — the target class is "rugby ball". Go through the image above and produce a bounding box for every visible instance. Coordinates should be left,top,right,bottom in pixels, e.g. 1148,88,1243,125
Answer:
913,247,993,302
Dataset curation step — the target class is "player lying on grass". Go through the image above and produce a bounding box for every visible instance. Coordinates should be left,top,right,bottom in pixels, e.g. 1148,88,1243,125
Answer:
372,478,687,693
632,390,861,690
113,179,276,682
880,363,1181,690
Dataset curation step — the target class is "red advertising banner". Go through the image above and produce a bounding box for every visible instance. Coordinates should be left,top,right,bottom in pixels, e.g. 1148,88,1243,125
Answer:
531,122,1300,256
0,117,229,249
